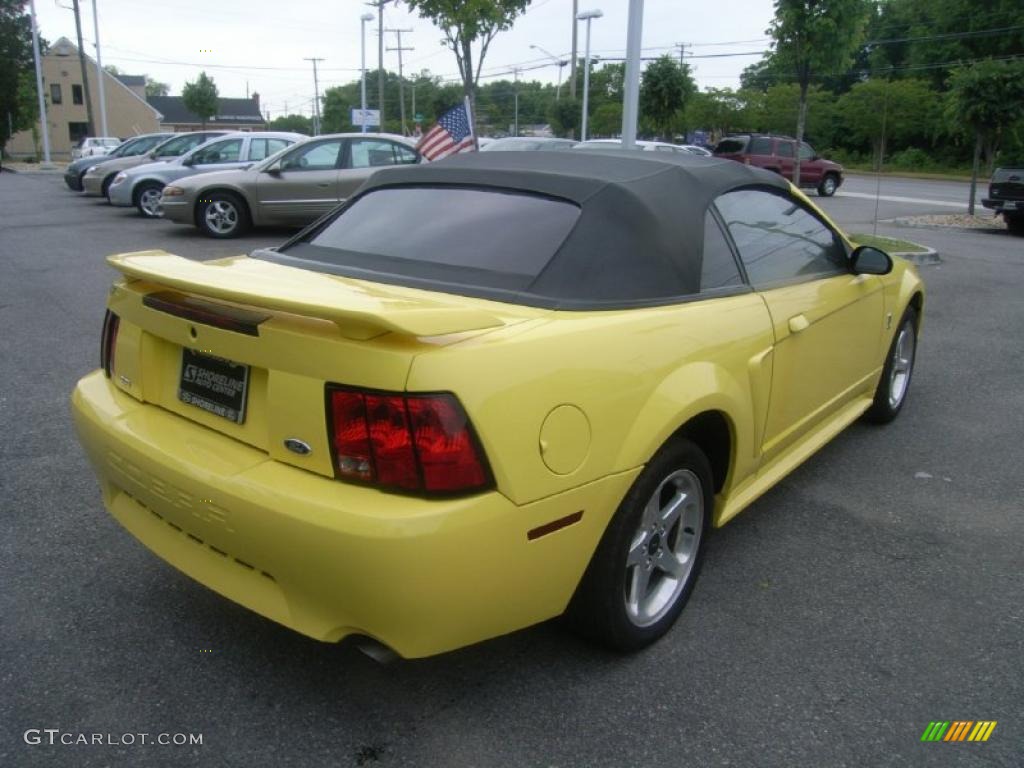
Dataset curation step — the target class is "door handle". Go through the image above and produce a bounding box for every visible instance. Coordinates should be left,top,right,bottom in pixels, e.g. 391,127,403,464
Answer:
788,314,810,333
315,183,330,188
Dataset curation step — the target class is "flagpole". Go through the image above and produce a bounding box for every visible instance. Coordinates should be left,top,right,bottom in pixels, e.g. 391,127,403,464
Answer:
464,95,478,151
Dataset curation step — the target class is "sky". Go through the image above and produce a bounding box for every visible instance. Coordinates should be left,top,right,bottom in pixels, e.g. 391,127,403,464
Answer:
33,0,776,119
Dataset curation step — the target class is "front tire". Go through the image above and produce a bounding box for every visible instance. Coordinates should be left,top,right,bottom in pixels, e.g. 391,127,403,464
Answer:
134,181,165,218
196,191,250,238
865,307,918,423
818,173,839,197
567,437,712,651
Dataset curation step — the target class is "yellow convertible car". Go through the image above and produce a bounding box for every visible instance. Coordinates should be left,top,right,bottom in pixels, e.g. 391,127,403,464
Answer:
72,151,924,657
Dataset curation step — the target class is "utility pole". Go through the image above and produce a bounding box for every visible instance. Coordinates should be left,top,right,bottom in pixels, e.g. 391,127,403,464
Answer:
386,28,413,135
304,57,325,135
71,0,95,137
675,42,689,67
28,0,51,164
512,67,521,137
91,0,108,136
366,0,391,130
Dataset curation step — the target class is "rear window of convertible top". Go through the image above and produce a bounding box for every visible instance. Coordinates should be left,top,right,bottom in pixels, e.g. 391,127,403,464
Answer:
278,186,581,294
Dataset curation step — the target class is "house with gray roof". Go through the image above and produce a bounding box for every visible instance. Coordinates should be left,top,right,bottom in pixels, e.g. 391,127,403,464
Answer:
147,94,267,132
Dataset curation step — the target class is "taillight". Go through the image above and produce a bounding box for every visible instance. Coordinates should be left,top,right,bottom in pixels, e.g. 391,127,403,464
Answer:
327,386,492,495
100,310,120,377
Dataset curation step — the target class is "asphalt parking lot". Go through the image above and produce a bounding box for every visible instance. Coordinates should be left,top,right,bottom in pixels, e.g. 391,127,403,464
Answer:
2,169,1021,767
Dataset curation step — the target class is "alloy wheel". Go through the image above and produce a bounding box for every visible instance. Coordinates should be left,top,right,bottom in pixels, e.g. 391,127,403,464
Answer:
139,187,163,217
624,468,704,627
888,324,915,409
204,200,239,235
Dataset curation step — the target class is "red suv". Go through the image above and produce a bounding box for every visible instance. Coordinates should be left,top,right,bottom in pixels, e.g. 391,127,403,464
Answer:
713,134,844,197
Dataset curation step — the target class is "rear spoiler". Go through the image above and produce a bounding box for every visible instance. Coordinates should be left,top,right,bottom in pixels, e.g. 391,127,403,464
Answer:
107,250,505,340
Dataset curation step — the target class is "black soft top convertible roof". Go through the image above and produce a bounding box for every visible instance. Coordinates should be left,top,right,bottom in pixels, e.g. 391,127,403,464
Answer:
272,150,791,309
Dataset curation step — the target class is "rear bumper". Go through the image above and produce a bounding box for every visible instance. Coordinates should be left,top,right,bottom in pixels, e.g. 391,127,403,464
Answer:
82,174,106,196
108,181,134,207
982,198,1019,212
71,371,634,657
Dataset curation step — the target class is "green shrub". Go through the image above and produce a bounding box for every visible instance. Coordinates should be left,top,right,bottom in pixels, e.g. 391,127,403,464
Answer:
887,148,934,171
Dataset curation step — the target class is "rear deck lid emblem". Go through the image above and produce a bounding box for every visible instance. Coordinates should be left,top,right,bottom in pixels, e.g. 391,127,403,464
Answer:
284,438,312,456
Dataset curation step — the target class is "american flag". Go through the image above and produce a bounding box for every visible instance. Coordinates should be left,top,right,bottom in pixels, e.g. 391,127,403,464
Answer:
416,102,476,161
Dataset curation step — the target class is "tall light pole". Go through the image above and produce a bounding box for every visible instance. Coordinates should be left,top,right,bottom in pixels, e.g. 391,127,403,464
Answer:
621,0,644,149
529,44,568,101
570,0,578,100
577,8,602,142
28,0,51,164
91,0,108,136
366,0,391,130
360,12,373,133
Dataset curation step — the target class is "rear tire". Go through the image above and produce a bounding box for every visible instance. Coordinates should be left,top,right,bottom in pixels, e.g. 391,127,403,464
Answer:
865,307,918,424
566,437,712,652
196,191,250,238
818,173,839,197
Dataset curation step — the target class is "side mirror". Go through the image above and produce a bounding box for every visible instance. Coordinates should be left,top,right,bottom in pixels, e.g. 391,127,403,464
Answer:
851,245,893,275
264,165,282,176
181,156,195,167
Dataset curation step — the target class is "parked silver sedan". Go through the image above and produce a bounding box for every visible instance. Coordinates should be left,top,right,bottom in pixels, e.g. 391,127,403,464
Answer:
107,132,303,217
161,133,420,238
81,131,229,198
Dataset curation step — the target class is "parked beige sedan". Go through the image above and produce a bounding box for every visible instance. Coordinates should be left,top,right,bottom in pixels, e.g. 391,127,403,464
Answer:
160,133,421,237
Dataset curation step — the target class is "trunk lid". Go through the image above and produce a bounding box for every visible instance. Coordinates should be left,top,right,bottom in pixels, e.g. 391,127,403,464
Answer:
105,250,542,479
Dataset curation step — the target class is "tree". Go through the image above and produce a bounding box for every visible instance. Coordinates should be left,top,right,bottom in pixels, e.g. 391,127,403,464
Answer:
269,114,312,135
687,88,763,141
768,0,870,185
867,0,1024,88
639,56,696,140
404,0,530,125
105,65,169,97
838,78,937,169
548,97,580,138
182,71,218,130
947,59,1024,214
145,78,170,98
759,82,838,148
0,0,36,149
589,102,622,138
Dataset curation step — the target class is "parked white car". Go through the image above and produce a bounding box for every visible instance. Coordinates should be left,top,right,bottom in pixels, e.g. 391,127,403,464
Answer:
72,137,121,159
575,139,706,154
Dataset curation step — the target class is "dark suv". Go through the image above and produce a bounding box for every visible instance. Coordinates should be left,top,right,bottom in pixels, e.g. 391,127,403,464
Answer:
713,134,844,196
982,168,1024,235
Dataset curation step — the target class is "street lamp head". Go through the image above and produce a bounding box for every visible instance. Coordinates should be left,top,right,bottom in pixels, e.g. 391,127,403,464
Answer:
577,9,603,20
361,13,374,21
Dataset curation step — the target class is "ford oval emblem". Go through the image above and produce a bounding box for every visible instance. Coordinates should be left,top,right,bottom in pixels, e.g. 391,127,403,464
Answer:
284,438,312,456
